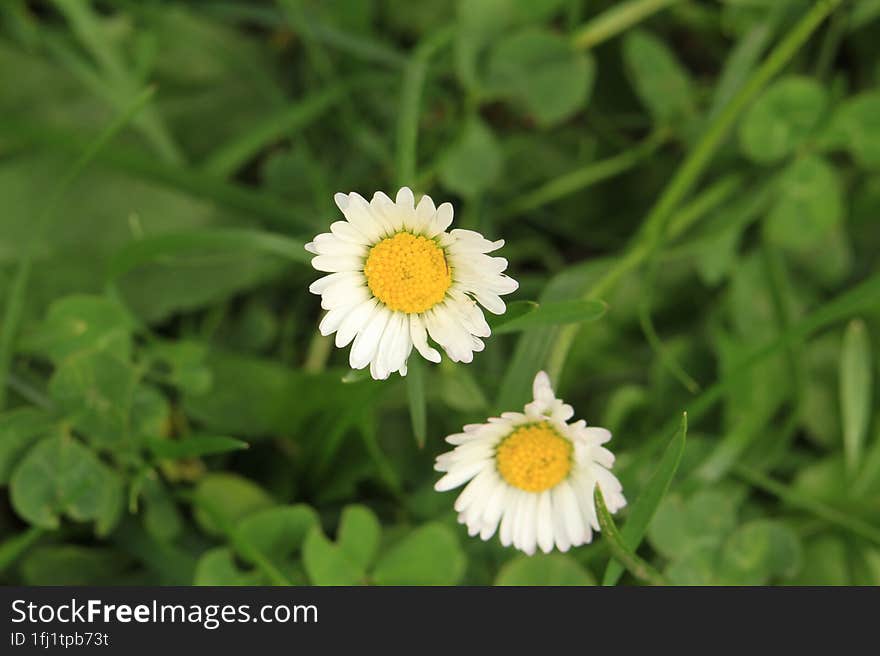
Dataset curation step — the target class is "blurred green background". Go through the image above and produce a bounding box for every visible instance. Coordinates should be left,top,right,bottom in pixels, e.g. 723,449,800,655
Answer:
1,0,879,586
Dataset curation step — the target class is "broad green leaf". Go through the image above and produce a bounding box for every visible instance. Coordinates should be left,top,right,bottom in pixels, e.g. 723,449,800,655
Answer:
496,554,596,586
192,473,274,535
718,520,802,584
130,384,170,442
372,523,465,585
144,340,212,395
109,229,302,322
146,435,249,460
194,547,262,586
487,28,595,127
739,76,828,163
603,412,687,585
17,294,135,363
819,92,880,169
140,474,183,542
0,408,55,484
765,155,843,251
648,488,740,559
238,505,319,566
10,433,123,534
183,350,354,439
438,117,502,197
491,299,607,334
48,349,138,449
20,545,133,586
791,535,850,585
337,504,382,571
622,29,694,124
302,525,366,586
840,319,872,475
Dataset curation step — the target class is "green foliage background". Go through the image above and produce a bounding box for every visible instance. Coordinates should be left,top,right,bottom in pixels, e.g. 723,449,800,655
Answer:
1,0,879,586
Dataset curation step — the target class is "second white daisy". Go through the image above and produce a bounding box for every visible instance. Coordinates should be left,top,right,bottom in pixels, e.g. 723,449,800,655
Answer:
306,187,518,379
434,371,626,555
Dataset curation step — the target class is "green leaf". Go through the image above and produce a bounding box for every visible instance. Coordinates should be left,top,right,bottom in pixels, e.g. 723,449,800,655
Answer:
603,412,687,585
299,505,379,585
146,435,249,460
406,356,427,448
487,28,595,127
438,116,503,197
739,76,828,163
10,433,123,534
337,505,382,572
718,520,802,584
622,29,694,124
20,545,133,585
108,229,305,322
372,523,465,585
440,365,490,412
302,525,366,586
48,349,138,449
648,488,741,559
18,294,135,363
819,92,880,169
840,319,872,475
237,504,319,568
140,474,183,542
491,299,607,334
192,473,274,536
0,408,55,484
496,554,596,586
194,548,262,586
765,155,843,251
791,535,850,585
144,340,212,395
0,527,45,576
182,350,354,439
594,486,667,586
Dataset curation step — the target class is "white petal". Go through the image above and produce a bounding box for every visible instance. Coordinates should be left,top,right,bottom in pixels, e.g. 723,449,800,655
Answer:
334,298,378,347
434,459,489,492
408,314,442,363
536,491,554,554
349,306,391,370
425,202,454,238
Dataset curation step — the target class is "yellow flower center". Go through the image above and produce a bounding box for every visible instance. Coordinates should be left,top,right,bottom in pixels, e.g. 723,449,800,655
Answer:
495,422,573,492
363,232,452,314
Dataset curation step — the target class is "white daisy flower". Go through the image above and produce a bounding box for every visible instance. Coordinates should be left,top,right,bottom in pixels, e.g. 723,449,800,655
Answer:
306,187,518,380
434,371,626,555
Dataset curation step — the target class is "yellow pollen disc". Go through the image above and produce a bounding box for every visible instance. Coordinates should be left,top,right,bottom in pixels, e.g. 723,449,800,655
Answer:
495,422,573,493
363,232,452,314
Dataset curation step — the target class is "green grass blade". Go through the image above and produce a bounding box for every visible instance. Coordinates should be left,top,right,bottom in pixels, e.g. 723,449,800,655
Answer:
840,319,872,476
572,0,683,50
0,526,45,575
0,86,156,411
0,121,316,231
595,486,669,586
491,299,607,334
395,27,454,188
406,356,427,448
202,81,360,178
497,130,667,220
735,464,880,547
602,412,687,586
146,436,249,460
50,0,184,164
107,228,310,282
